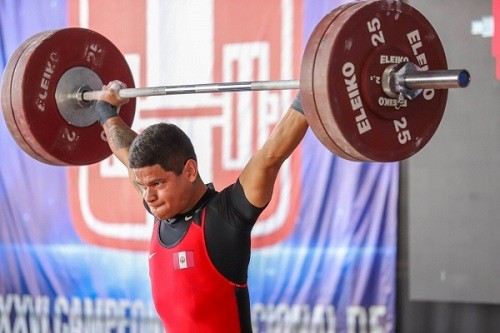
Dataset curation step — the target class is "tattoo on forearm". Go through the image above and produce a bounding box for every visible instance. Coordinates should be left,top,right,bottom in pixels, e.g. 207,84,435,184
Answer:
106,125,137,149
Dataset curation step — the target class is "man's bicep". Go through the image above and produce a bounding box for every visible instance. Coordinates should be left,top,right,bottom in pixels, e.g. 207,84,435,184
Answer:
239,109,308,207
238,153,279,208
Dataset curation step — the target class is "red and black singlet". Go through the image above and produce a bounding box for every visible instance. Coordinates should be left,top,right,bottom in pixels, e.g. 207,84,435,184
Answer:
148,180,264,332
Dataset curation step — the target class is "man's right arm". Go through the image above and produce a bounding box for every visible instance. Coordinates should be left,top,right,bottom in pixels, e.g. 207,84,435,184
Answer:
101,116,141,193
96,83,142,193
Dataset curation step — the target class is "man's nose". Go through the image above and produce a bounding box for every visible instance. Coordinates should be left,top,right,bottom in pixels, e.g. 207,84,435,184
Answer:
144,187,156,202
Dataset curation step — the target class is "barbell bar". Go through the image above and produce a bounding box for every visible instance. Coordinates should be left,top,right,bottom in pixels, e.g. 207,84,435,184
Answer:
81,80,301,101
77,68,469,103
1,0,471,165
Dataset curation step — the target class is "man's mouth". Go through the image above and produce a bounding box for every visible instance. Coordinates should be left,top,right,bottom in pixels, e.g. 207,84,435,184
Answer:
149,204,161,210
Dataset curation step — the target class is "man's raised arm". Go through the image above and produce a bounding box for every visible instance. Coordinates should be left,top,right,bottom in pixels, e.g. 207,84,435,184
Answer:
238,94,309,208
96,81,140,192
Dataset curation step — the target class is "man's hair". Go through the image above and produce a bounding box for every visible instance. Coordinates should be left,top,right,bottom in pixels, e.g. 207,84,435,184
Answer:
128,123,197,175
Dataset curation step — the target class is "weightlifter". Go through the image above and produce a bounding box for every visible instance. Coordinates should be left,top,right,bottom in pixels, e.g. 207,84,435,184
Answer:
95,80,308,332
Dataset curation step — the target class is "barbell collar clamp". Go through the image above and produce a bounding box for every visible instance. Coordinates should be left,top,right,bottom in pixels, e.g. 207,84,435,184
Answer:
382,62,471,100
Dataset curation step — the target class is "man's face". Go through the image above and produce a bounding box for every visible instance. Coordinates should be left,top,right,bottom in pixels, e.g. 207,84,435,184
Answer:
133,163,194,220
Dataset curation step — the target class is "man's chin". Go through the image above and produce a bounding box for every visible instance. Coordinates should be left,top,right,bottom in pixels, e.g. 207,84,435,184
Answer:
149,204,179,220
150,208,171,220
149,207,161,218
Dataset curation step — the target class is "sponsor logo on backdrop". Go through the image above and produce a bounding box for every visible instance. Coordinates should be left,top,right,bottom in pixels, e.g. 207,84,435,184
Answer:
68,0,302,251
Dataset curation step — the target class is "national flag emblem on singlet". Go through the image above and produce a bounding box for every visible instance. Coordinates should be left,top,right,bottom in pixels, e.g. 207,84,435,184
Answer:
173,251,195,270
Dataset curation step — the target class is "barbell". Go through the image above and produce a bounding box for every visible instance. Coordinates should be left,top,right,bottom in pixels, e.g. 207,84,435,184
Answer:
0,0,470,165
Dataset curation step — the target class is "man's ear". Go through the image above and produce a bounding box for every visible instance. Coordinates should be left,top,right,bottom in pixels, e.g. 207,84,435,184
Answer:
184,159,198,182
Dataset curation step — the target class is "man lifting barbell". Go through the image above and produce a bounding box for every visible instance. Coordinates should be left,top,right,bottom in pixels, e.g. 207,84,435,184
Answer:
96,80,308,332
0,0,473,331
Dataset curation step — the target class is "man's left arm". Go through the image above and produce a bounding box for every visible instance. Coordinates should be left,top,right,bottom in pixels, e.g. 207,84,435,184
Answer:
238,94,309,208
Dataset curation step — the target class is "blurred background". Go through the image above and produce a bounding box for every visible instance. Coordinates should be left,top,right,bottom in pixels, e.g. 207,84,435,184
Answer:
0,0,498,332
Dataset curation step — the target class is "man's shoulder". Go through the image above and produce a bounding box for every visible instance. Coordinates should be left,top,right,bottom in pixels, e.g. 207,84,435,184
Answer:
204,180,264,231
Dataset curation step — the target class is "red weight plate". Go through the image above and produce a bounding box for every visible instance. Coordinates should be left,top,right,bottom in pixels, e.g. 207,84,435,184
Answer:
1,31,58,164
300,1,363,161
9,28,136,165
312,0,448,162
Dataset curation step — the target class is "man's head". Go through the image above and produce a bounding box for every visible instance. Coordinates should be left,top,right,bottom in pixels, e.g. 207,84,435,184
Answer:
129,123,201,219
129,123,197,174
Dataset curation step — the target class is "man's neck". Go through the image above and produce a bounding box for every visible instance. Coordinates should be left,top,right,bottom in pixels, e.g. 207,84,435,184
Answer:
185,179,209,212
